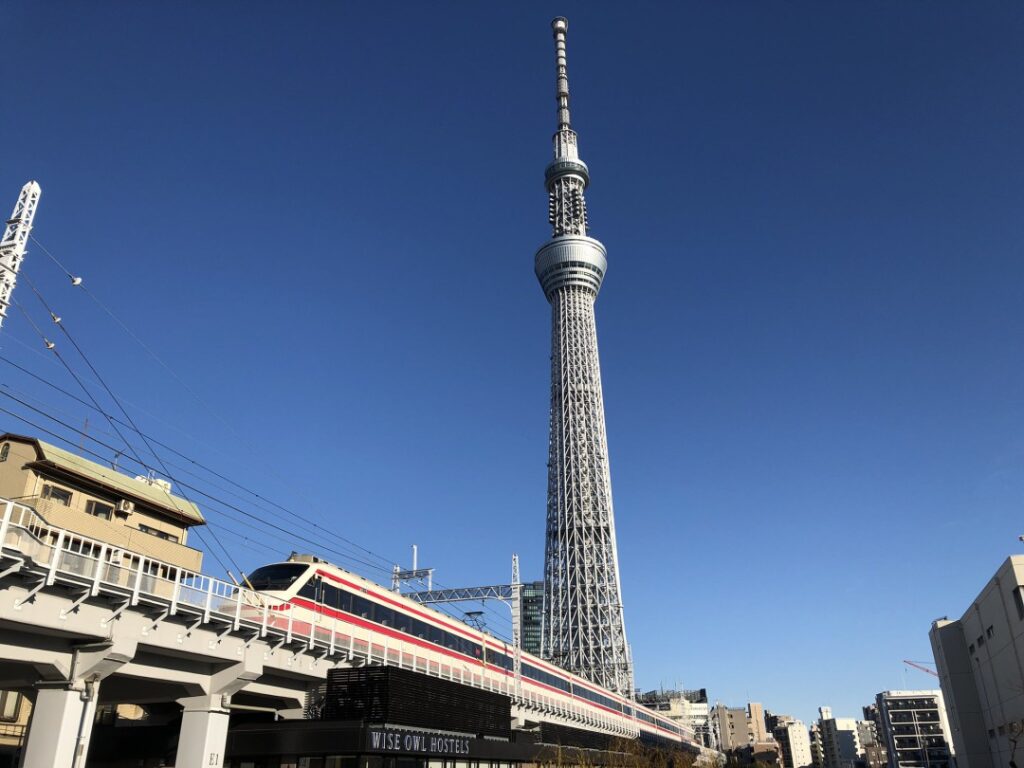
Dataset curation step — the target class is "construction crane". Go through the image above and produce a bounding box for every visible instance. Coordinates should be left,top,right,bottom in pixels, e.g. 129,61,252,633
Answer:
903,659,939,677
0,181,42,330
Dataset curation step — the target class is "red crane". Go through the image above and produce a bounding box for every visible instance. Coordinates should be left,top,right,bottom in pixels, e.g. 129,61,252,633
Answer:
903,659,939,677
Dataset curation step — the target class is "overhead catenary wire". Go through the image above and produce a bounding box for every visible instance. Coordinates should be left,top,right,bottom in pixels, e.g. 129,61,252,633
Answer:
0,350,512,633
0,353,398,570
0,397,512,641
0,358,392,570
16,240,516,639
0,396,393,578
28,234,396,565
0,371,512,607
14,282,242,578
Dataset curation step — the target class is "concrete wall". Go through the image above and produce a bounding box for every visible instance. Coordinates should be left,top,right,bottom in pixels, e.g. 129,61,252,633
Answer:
0,442,35,501
931,556,1024,768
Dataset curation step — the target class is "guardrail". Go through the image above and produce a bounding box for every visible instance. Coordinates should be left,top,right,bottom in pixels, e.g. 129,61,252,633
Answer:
0,498,638,738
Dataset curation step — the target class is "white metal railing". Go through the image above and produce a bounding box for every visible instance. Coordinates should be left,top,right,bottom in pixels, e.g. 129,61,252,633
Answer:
0,497,641,739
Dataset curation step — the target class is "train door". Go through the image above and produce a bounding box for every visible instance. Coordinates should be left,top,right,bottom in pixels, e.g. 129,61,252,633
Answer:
313,574,325,625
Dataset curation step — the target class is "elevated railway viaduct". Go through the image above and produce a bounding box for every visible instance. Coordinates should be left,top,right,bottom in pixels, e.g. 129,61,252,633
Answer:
0,498,664,768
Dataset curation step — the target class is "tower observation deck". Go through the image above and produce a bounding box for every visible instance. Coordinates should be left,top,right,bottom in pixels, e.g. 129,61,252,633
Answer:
536,17,633,697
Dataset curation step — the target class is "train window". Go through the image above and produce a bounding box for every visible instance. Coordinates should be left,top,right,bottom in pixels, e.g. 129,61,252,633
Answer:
429,626,445,647
351,595,371,619
377,606,395,627
412,619,427,639
393,611,411,633
336,589,352,613
299,579,319,601
247,564,309,591
322,584,340,609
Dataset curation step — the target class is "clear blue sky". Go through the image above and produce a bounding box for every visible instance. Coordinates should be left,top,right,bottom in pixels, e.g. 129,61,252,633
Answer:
2,2,1023,726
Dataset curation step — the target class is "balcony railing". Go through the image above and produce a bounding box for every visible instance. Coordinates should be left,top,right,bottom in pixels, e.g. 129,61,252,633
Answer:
0,722,26,741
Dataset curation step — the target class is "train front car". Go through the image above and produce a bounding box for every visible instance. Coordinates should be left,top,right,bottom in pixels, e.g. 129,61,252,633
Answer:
236,559,319,636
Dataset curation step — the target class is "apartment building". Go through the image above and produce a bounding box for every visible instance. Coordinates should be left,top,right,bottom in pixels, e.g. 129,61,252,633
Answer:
711,703,750,752
874,691,954,768
774,720,813,768
820,717,863,768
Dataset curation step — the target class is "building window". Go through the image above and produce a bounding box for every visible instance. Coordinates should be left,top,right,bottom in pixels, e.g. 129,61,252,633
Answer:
986,625,994,639
977,635,985,647
1015,588,1024,621
42,484,72,506
0,443,8,462
137,524,178,543
0,691,21,722
969,643,975,654
85,500,114,520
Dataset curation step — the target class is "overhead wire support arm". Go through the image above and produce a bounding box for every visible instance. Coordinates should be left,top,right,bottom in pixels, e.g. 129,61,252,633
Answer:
405,585,514,604
405,555,523,699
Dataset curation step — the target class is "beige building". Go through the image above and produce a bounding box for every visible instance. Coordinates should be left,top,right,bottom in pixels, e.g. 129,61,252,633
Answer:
749,702,769,743
930,555,1024,768
0,432,206,767
0,433,204,570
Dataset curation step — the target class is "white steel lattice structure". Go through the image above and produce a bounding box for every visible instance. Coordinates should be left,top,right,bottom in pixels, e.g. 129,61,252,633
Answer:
0,181,42,329
537,18,633,697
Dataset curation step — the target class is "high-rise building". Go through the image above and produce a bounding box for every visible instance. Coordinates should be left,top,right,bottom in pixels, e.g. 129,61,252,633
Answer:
859,705,888,768
712,704,751,752
749,702,769,743
536,17,632,696
820,717,863,768
520,580,544,657
930,555,1024,768
874,691,954,768
774,720,814,768
810,723,826,768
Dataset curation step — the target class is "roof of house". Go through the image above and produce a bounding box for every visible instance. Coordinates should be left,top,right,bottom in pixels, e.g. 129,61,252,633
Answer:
2,433,204,525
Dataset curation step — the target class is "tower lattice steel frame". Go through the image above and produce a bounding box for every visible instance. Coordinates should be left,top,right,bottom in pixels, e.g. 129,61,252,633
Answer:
536,17,633,697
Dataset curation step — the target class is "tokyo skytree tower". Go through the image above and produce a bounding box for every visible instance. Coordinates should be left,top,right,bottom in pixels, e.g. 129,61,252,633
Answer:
536,17,633,697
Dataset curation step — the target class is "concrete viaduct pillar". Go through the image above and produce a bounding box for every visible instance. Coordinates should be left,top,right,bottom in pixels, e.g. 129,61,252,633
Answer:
21,637,136,768
173,650,263,768
21,680,101,768
175,693,232,768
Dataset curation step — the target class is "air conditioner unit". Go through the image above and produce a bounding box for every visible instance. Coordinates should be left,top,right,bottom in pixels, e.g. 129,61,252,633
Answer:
115,500,135,516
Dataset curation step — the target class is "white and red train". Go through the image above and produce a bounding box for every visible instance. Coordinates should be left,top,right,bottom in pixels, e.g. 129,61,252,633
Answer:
242,555,693,748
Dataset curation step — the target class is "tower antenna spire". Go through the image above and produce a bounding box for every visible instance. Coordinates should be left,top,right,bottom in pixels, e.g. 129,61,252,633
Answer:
552,17,572,130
